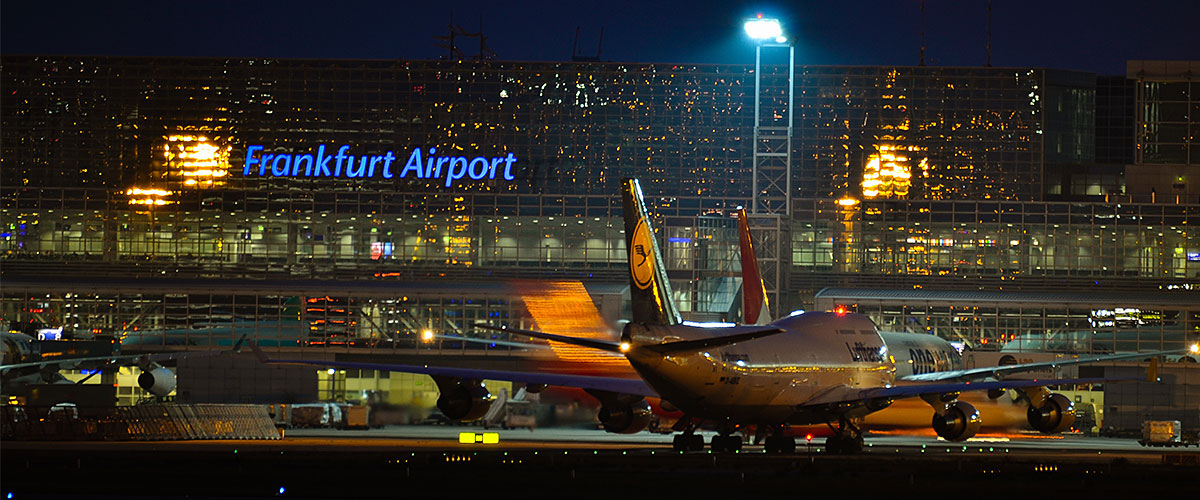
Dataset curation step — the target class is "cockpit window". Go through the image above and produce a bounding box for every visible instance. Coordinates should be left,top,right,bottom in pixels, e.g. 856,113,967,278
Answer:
860,330,876,336
837,329,856,335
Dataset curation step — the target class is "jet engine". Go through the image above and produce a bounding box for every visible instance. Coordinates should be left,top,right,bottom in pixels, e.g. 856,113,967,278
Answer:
1027,392,1075,434
931,400,981,441
436,382,495,421
137,365,177,397
597,399,653,434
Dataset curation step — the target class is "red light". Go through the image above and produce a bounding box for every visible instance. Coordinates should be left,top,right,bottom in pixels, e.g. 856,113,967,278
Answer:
805,433,813,442
834,306,847,315
757,13,763,19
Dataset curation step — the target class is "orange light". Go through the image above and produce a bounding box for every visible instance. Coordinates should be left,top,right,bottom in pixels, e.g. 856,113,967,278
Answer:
834,306,848,315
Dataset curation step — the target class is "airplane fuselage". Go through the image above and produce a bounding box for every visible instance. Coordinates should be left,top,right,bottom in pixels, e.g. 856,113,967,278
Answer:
878,330,963,378
625,312,896,425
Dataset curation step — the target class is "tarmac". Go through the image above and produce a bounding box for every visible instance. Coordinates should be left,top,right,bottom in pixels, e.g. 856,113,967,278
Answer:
3,425,1197,498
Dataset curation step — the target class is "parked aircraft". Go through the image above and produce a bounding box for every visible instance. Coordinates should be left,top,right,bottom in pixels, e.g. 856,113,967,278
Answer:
2,330,245,399
252,179,1184,453
731,207,1192,436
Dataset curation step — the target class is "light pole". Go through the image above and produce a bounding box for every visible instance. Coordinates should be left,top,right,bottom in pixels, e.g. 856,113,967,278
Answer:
743,15,794,318
744,16,794,216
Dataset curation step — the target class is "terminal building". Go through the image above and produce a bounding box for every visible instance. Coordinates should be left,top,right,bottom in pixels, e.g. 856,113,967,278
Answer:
2,56,1197,425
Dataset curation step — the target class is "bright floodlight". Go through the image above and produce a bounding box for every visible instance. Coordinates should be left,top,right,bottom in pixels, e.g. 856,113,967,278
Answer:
744,18,783,40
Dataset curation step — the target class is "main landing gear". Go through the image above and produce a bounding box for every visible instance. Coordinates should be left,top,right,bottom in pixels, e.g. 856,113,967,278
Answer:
671,419,705,452
824,417,864,454
671,419,745,453
706,420,744,453
763,426,797,454
709,428,742,453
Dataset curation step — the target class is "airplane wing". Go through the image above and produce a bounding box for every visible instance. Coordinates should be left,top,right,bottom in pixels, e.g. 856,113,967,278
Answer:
2,335,247,375
641,327,785,355
801,375,1139,408
432,334,551,350
248,342,658,397
475,323,786,355
474,324,624,352
898,348,1187,383
1,353,153,374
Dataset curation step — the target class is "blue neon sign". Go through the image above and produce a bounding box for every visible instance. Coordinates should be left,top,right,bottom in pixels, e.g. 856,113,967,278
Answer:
242,145,517,187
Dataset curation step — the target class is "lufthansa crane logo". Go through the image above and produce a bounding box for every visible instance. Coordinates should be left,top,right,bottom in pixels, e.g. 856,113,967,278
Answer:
630,219,654,290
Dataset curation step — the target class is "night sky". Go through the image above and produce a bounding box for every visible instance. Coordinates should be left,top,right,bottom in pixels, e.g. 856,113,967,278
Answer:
2,0,1196,75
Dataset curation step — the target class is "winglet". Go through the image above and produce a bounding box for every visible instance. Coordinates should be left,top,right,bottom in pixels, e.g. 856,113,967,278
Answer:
231,334,248,353
248,340,272,364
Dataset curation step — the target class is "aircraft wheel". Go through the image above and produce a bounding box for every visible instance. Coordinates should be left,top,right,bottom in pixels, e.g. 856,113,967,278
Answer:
675,433,705,452
712,434,742,453
725,435,742,452
845,434,864,453
765,435,795,454
672,434,689,452
824,436,842,454
710,435,726,453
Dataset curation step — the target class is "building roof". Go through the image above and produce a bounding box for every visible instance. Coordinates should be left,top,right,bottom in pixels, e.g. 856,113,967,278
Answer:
0,276,629,299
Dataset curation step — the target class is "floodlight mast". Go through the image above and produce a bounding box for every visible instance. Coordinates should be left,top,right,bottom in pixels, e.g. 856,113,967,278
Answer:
743,15,794,326
744,16,793,217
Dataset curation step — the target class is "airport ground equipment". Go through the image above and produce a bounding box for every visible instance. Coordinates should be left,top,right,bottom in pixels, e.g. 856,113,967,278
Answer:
1138,420,1197,447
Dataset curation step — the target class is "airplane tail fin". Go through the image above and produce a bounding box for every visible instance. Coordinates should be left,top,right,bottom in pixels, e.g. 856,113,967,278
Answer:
736,208,771,325
621,178,681,326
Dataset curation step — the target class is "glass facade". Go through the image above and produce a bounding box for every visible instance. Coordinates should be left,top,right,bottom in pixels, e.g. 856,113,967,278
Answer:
2,55,1196,367
1096,75,1136,166
793,66,1054,201
791,199,1197,288
816,290,1198,354
1139,80,1196,165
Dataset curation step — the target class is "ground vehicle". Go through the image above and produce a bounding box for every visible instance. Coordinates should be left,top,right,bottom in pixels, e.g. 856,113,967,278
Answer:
1138,420,1197,447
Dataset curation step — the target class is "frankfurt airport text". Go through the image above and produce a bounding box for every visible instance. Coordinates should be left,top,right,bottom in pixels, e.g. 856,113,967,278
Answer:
243,145,518,186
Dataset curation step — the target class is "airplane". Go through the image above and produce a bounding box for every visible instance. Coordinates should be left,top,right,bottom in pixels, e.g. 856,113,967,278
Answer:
731,207,1200,436
2,329,246,401
251,178,1189,454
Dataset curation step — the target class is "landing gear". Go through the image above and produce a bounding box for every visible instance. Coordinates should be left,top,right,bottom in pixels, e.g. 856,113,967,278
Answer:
823,417,864,454
759,424,796,454
764,434,796,454
824,433,863,454
708,421,744,453
672,433,705,452
710,434,742,453
671,418,705,452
